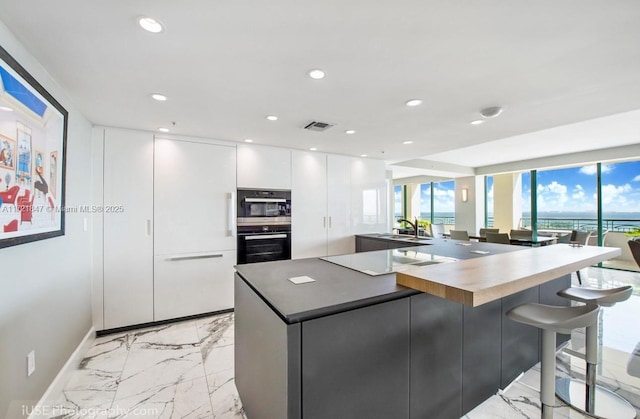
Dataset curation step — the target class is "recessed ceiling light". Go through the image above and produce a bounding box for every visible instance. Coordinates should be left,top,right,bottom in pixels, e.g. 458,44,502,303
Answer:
244,139,254,143
151,93,167,101
480,106,503,118
309,147,318,151
158,127,170,133
470,120,484,125
0,106,13,112
308,69,326,80
360,154,368,157
138,17,163,33
405,99,422,107
345,130,356,135
402,140,413,145
266,115,278,121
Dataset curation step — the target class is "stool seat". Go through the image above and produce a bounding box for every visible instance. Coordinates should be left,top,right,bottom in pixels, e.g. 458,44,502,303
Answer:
557,285,632,307
506,303,600,335
555,285,636,418
506,303,600,418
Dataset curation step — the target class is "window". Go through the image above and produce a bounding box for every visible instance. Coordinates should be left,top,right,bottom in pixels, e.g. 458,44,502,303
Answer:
600,160,640,234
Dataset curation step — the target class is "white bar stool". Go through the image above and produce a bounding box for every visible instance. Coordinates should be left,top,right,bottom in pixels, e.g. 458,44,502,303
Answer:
555,285,635,419
506,303,600,419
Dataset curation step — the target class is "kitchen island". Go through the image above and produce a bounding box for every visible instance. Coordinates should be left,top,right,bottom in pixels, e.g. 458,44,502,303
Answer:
234,237,620,419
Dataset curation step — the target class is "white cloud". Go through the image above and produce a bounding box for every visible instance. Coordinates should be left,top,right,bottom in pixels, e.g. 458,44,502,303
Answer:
571,184,585,200
536,181,569,211
633,174,640,182
601,183,632,206
580,164,613,175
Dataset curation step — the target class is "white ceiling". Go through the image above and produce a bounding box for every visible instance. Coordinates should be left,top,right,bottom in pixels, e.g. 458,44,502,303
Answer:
1,0,640,178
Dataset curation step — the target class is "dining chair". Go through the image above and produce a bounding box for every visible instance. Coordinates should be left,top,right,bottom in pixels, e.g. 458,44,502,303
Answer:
628,239,640,268
478,228,499,238
430,223,445,238
449,230,470,241
509,229,532,240
485,232,510,244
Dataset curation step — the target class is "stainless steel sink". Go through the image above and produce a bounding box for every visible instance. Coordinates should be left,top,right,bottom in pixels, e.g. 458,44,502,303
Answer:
412,261,442,266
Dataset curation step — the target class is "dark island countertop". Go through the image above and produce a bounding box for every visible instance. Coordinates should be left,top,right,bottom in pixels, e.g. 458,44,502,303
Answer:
235,236,525,324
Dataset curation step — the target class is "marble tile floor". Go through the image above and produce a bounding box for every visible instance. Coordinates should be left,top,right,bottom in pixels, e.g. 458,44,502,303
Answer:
47,313,245,418
47,267,639,419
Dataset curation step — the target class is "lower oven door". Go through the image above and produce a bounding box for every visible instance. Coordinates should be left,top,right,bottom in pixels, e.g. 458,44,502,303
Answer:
237,232,292,264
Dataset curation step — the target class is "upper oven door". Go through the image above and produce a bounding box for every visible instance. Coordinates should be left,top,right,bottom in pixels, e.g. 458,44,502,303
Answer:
237,189,291,225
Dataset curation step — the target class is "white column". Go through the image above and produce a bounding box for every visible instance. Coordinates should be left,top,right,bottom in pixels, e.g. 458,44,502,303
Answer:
405,184,421,221
454,176,485,236
493,173,523,233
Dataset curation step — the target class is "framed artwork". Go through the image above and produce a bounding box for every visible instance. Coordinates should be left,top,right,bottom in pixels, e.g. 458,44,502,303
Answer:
0,43,67,248
0,134,15,170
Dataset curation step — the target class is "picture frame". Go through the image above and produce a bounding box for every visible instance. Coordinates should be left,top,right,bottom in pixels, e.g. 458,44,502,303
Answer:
0,43,67,248
0,134,16,170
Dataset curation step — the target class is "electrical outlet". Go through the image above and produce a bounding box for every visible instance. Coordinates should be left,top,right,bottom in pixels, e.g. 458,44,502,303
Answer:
27,350,35,377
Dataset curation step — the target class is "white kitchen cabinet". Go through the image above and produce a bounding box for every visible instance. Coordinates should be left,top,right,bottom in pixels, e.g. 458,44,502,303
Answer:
292,152,384,258
291,151,328,259
153,250,236,321
327,155,353,255
102,128,154,330
153,138,237,321
237,144,291,190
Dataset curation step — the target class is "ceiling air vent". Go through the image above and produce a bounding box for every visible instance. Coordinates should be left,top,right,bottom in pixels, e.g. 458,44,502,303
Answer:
304,121,334,131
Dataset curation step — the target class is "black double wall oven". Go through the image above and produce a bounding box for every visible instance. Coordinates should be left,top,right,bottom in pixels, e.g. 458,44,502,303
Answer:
237,189,291,264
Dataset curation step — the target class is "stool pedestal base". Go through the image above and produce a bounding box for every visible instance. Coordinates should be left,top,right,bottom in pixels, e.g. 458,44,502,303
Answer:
555,377,636,419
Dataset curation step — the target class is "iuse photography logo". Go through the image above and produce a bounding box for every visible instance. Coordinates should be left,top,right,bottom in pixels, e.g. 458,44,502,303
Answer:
21,404,159,417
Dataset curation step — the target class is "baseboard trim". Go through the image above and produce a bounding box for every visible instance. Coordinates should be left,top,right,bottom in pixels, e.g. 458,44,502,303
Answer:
96,308,234,336
28,326,96,419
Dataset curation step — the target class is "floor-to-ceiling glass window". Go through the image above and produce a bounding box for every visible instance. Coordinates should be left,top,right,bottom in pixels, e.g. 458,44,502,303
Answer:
520,171,532,229
432,180,455,228
532,165,597,232
600,160,640,234
486,176,494,227
420,183,432,221
394,185,403,222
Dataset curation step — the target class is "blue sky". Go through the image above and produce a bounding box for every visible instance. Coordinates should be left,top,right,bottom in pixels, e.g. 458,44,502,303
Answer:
395,161,640,215
516,161,640,213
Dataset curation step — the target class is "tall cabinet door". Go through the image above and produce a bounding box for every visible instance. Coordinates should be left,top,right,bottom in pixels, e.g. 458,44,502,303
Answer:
154,139,237,321
351,158,388,235
327,155,353,256
103,128,154,329
292,151,328,259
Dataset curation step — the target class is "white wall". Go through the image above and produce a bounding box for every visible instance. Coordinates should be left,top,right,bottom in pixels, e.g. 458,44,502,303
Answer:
454,176,485,235
493,173,523,233
0,21,93,418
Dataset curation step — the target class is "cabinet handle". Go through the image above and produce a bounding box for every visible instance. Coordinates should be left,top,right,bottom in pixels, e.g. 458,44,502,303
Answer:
228,192,236,237
323,216,326,228
166,254,223,261
329,216,332,228
146,219,151,236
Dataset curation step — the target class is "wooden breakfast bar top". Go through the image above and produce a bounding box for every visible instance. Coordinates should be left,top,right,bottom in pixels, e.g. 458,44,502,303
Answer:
396,244,621,307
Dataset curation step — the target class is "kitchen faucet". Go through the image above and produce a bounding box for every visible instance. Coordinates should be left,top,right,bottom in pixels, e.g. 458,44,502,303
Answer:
397,218,419,238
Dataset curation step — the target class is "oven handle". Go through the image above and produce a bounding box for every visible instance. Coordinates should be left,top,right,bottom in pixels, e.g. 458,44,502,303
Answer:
244,198,287,203
244,234,289,241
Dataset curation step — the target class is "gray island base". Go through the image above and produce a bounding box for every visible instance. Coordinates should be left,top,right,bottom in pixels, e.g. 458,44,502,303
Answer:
234,237,619,419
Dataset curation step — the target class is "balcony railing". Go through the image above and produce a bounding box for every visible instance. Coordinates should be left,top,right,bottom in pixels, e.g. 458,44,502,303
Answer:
395,215,640,236
518,217,640,234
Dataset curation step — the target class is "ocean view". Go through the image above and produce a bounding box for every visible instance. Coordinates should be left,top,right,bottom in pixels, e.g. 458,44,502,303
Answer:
402,212,640,232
